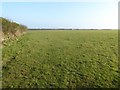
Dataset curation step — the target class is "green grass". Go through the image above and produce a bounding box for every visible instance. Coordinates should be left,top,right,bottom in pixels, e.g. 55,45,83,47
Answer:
2,30,119,88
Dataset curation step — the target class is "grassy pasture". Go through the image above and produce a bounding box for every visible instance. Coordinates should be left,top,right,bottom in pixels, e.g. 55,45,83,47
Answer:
2,30,119,88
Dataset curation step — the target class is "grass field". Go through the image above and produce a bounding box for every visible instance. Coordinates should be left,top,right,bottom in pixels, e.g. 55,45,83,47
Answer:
2,30,119,88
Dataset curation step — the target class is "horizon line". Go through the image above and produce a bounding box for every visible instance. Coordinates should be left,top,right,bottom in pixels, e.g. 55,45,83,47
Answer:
28,28,118,30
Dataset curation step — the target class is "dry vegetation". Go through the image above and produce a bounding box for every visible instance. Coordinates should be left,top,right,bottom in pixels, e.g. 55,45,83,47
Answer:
1,17,27,46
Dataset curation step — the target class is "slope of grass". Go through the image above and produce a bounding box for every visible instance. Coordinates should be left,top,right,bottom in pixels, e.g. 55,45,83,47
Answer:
1,17,27,43
2,30,119,88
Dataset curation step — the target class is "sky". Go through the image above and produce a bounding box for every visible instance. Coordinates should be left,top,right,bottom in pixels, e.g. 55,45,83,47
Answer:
1,0,119,29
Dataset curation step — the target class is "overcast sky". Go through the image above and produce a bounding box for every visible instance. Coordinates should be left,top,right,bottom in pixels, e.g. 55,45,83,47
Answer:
1,0,119,29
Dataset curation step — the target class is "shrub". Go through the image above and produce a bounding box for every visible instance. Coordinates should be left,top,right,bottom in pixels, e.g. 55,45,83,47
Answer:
1,17,27,41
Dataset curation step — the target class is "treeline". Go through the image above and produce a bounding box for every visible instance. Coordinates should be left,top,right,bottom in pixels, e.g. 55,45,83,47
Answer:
1,17,27,42
29,29,114,30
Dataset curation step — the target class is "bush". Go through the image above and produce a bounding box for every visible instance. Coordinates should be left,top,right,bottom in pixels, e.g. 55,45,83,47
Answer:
1,17,27,41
